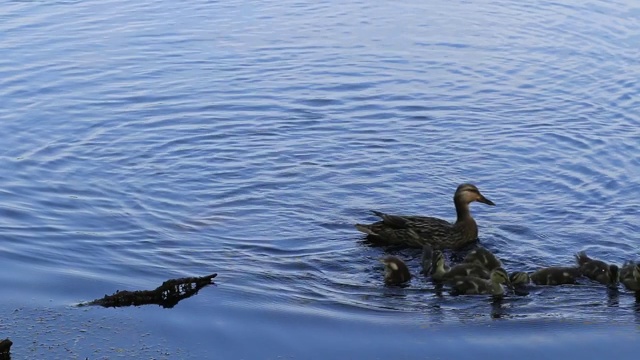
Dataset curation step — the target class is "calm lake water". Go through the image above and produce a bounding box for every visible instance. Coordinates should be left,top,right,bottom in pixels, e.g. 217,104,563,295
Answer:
1,0,639,358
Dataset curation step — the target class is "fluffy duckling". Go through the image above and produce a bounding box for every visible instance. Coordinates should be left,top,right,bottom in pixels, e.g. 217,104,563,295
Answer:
421,244,433,275
575,251,619,286
381,256,411,286
446,262,491,280
509,271,530,287
449,267,511,296
430,250,450,282
463,247,502,270
530,266,582,285
509,271,531,295
620,261,640,291
430,250,491,282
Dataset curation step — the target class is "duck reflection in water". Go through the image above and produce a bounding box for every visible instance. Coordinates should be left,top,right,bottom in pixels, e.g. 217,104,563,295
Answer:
490,296,511,319
607,287,620,307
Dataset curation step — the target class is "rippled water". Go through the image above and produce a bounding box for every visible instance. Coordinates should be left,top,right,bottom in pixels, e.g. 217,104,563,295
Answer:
1,0,640,358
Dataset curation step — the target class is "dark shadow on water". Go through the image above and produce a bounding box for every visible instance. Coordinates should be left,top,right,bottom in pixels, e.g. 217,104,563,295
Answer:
512,285,531,297
490,296,511,319
381,283,410,300
433,282,445,298
607,287,620,307
631,293,640,328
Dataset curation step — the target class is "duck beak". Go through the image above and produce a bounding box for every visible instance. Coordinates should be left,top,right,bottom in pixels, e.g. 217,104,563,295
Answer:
477,195,495,206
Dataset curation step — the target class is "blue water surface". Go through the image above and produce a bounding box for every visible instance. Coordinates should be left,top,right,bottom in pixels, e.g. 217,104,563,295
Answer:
1,0,640,358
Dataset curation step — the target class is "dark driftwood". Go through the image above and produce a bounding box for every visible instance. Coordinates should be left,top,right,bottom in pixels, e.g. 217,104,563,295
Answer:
80,273,217,308
0,338,11,356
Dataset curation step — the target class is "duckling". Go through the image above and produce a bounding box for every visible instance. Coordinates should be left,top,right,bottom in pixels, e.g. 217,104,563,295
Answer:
509,271,531,287
429,250,450,281
530,266,582,285
619,261,640,291
575,251,619,286
430,250,491,282
355,183,495,250
380,256,411,286
449,267,511,296
462,247,502,270
509,271,531,296
421,244,433,275
446,262,491,280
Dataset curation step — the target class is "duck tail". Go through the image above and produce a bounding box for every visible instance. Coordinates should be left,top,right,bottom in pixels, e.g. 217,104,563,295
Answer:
575,251,590,266
355,224,376,236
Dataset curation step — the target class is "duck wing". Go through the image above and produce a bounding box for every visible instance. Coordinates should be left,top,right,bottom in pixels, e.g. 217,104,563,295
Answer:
369,210,413,229
355,222,424,247
370,211,452,229
356,211,470,250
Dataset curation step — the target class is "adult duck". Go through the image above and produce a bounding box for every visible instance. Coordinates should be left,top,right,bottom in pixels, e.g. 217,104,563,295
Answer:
355,183,495,250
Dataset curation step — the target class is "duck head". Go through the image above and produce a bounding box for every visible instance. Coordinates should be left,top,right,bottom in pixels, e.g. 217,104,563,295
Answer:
491,267,511,286
381,256,400,273
509,271,530,286
454,183,495,206
430,250,447,274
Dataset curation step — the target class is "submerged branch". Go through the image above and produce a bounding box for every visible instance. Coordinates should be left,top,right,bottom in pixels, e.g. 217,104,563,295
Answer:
80,273,217,308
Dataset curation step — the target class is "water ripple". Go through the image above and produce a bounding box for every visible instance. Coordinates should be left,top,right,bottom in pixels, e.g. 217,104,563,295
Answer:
1,0,640,349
